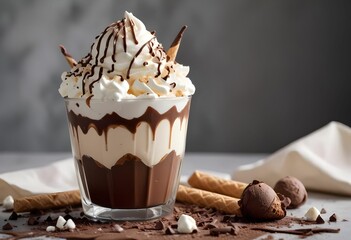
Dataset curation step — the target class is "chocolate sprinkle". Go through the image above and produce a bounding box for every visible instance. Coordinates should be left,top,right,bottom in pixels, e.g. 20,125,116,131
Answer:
320,208,327,214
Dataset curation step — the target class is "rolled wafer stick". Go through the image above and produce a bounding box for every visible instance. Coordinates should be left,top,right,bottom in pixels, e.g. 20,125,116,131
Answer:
167,25,187,62
59,44,77,68
13,190,81,213
176,185,241,215
188,171,248,199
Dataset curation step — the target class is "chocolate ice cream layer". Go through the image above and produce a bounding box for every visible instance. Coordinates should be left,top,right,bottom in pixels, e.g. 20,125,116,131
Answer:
76,151,181,209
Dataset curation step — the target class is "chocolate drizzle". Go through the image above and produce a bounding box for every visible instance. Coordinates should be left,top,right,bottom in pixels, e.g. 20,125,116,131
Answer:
62,13,173,99
100,30,114,64
128,17,139,45
88,67,103,94
127,37,156,79
67,100,190,142
122,18,127,52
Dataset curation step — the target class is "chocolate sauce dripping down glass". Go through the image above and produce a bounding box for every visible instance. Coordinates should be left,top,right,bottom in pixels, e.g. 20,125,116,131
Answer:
67,100,190,143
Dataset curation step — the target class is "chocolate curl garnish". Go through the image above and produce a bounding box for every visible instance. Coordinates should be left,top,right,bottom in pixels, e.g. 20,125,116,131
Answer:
59,44,77,68
167,25,187,62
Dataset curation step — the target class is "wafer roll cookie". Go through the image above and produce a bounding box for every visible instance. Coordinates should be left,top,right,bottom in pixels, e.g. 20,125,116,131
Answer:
59,45,77,68
188,171,248,198
14,190,81,213
176,185,241,215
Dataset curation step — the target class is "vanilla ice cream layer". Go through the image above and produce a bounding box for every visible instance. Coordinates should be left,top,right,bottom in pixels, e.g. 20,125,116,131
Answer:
66,97,190,168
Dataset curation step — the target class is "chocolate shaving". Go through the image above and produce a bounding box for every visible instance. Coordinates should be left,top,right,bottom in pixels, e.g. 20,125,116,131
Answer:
203,222,218,230
222,215,239,223
252,227,340,235
209,227,238,236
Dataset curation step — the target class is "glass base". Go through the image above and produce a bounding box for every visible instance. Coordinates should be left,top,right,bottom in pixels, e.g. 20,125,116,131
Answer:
82,198,175,221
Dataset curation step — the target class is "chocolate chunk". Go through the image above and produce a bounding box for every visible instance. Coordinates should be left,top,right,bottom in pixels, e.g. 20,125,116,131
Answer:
316,215,325,224
165,226,176,235
45,215,53,222
329,213,337,222
320,208,327,214
154,220,165,230
210,227,237,236
9,212,18,220
2,223,13,230
27,216,39,225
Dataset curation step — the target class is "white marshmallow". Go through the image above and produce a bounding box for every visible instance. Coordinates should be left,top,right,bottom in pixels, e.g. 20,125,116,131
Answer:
2,195,14,210
177,214,197,234
113,224,124,232
65,219,76,230
46,226,56,232
304,207,321,221
56,216,67,230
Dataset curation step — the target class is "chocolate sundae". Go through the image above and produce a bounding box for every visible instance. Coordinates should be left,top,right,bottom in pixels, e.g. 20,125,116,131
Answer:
59,11,195,220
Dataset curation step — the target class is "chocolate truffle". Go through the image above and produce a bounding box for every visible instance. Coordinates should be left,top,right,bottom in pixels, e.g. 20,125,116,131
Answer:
274,176,307,209
239,180,290,221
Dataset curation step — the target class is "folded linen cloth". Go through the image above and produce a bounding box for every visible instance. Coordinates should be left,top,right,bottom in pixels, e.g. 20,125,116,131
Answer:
233,121,351,196
0,157,231,203
0,159,78,202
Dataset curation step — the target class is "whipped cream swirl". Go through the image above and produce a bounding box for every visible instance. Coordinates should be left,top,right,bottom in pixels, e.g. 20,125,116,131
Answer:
59,11,195,100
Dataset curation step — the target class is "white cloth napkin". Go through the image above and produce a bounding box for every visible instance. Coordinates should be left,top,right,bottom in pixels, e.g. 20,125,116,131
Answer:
0,159,78,202
0,157,230,203
233,121,351,196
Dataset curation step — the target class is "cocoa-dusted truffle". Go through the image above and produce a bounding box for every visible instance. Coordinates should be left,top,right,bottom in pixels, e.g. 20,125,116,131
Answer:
274,176,307,209
239,180,290,221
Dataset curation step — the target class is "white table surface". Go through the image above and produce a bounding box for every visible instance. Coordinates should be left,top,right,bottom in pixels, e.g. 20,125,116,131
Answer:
0,152,350,240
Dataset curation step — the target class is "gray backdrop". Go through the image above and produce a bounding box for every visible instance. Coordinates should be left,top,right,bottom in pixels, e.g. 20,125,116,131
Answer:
1,0,350,153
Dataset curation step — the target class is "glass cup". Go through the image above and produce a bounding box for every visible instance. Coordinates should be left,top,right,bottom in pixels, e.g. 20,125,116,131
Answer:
64,97,191,220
